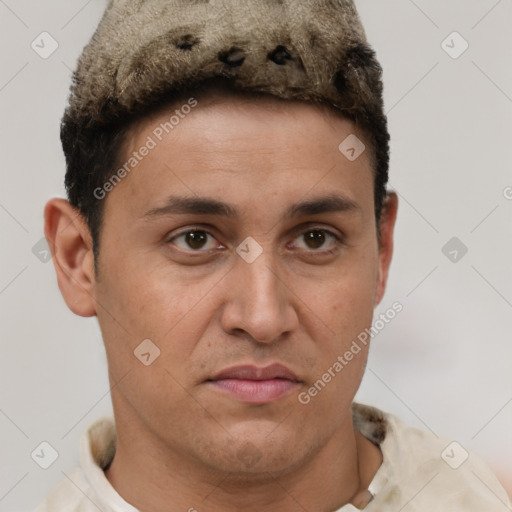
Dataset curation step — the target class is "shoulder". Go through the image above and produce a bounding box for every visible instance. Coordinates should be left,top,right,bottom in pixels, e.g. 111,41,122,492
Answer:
353,403,511,511
34,415,124,512
33,466,95,512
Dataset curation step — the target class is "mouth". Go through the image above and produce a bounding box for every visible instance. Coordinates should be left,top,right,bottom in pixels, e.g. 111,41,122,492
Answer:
206,363,302,404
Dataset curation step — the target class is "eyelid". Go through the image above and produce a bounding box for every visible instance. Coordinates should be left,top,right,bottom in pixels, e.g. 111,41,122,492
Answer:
290,221,344,239
166,223,218,240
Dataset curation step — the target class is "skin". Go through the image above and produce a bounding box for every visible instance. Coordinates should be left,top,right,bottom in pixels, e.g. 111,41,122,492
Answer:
45,90,398,512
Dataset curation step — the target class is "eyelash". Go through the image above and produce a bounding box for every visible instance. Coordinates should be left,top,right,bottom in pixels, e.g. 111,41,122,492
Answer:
166,226,344,255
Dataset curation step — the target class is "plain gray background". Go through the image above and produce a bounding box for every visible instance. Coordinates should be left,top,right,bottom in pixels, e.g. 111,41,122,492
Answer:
1,1,511,510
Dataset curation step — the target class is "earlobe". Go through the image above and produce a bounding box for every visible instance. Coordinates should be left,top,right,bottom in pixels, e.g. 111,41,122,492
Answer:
375,192,398,306
44,198,97,317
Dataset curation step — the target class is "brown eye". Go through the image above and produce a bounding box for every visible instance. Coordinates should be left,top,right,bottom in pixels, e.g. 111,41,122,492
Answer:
291,229,339,252
304,230,326,249
185,231,208,249
169,230,218,251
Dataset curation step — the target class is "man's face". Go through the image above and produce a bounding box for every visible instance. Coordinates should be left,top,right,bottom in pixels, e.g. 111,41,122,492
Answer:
92,93,390,476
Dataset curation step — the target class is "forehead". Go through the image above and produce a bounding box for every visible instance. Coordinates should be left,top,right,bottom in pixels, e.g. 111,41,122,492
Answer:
104,91,375,223
132,85,372,157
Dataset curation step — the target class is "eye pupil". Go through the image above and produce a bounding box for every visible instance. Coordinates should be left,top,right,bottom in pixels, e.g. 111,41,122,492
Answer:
304,230,325,249
186,231,208,249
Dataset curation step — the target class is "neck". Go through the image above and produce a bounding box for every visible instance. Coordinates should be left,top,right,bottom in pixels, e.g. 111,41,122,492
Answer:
104,405,382,512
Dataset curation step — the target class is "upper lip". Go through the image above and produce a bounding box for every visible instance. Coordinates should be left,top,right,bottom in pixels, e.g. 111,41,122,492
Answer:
209,364,300,382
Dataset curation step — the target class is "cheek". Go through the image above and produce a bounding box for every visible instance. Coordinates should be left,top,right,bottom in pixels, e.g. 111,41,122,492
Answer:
300,275,375,417
94,256,219,374
94,266,213,421
314,251,378,337
298,245,377,404
310,281,374,382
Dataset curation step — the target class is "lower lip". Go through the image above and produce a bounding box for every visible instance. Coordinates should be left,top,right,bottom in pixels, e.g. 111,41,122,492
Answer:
209,378,298,404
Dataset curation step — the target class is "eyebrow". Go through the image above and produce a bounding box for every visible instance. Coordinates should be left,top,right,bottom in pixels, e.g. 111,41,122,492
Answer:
141,194,360,220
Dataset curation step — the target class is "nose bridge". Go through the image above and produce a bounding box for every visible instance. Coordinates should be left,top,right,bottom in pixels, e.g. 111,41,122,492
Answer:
238,243,283,309
223,242,296,343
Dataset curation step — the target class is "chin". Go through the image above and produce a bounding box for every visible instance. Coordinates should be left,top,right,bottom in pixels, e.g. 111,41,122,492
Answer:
194,426,319,479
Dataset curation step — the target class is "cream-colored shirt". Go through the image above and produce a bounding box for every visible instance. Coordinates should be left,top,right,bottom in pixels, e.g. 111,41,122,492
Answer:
34,403,511,511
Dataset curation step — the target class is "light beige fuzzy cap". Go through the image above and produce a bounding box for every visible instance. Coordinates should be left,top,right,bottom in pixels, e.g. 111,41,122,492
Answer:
64,0,385,128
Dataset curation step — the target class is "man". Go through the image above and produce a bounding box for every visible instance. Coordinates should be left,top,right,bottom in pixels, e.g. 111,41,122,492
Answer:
38,0,510,510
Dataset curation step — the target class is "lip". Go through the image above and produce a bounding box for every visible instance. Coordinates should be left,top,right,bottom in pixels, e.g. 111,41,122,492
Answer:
210,363,299,382
207,364,301,404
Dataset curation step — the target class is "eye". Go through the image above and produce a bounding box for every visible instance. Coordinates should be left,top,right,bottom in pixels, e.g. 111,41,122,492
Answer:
290,229,341,251
168,229,221,251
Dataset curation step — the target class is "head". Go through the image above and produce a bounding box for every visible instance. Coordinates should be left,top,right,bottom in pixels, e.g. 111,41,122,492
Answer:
45,0,398,482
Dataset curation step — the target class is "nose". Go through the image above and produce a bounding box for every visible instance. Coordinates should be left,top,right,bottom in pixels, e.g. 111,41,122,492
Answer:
220,249,299,345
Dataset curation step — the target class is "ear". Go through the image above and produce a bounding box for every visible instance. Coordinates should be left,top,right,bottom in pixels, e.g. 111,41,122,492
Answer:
375,192,398,306
44,198,97,317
